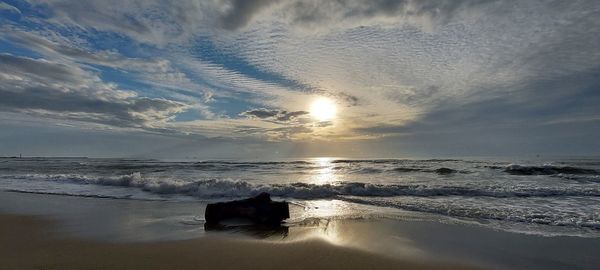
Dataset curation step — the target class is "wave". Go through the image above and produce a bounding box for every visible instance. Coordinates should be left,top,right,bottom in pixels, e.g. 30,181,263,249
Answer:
343,197,600,230
432,167,457,174
390,167,422,173
196,160,312,165
332,166,464,174
557,175,600,183
2,189,164,201
91,160,323,172
331,167,384,174
5,173,600,200
389,167,465,174
330,159,462,164
504,164,598,175
331,159,399,164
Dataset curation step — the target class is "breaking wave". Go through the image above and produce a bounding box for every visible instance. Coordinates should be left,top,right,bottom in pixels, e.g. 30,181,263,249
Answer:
4,173,600,200
3,157,600,235
343,197,600,230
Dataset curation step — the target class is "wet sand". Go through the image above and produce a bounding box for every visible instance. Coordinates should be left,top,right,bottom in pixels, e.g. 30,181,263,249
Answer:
1,191,599,270
0,213,478,270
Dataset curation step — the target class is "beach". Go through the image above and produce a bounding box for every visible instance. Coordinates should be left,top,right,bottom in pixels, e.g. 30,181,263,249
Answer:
1,214,479,270
3,0,600,268
0,191,475,270
1,191,599,269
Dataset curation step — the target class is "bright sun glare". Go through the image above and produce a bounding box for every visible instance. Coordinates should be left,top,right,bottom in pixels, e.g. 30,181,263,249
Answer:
309,97,337,121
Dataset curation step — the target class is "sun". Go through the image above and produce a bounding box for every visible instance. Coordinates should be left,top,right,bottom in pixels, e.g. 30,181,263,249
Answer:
310,97,337,121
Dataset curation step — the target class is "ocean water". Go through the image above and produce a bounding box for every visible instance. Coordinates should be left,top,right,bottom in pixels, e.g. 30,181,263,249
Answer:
1,157,599,237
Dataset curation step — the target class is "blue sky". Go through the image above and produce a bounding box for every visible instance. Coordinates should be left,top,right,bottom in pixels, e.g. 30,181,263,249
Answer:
0,0,599,158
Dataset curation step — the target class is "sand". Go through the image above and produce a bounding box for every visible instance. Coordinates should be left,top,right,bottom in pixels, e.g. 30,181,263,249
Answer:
0,213,482,270
2,191,599,269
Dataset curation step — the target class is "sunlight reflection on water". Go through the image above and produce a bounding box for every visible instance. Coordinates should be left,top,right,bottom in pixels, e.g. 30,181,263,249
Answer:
310,157,338,185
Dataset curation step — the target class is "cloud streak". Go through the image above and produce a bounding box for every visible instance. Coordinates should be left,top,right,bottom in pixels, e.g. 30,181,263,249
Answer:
217,0,498,31
241,108,309,122
0,54,189,128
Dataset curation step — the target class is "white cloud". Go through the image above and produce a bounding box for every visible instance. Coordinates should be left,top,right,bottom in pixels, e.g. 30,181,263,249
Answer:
0,54,189,128
5,0,600,145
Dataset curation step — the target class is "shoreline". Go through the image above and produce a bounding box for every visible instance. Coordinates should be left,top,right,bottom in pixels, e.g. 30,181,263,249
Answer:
0,213,477,270
1,191,599,269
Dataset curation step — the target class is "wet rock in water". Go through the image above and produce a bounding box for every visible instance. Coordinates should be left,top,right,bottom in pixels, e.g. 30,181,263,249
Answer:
434,167,456,175
205,193,289,225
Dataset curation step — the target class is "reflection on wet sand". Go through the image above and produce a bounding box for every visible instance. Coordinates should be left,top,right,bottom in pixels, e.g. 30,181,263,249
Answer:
204,221,289,239
201,210,426,262
283,218,427,260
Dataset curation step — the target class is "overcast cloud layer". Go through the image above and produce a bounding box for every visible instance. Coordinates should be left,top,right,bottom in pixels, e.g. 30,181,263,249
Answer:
0,0,599,158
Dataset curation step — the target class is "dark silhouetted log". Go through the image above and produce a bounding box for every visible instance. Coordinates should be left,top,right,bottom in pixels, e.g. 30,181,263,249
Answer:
205,193,289,225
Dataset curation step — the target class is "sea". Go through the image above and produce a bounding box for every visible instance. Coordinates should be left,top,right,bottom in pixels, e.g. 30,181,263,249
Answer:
1,156,599,238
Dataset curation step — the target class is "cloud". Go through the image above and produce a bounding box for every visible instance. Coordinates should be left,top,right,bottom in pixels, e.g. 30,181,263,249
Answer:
240,108,278,118
3,0,600,155
0,2,21,14
26,0,202,45
240,108,309,122
0,52,89,85
26,0,497,43
219,0,278,30
164,117,314,141
0,30,198,91
216,0,497,31
263,125,313,140
0,54,189,128
352,124,409,136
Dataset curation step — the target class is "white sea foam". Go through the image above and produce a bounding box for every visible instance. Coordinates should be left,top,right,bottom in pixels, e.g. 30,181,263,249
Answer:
3,173,600,199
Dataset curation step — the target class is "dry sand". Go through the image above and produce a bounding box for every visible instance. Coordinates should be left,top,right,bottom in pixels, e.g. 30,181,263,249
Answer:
0,214,480,270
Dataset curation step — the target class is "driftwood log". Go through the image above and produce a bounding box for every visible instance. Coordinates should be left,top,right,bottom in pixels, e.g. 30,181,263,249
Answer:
205,193,289,225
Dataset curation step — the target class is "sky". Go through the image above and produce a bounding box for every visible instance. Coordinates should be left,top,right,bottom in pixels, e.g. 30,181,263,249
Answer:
0,0,599,159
